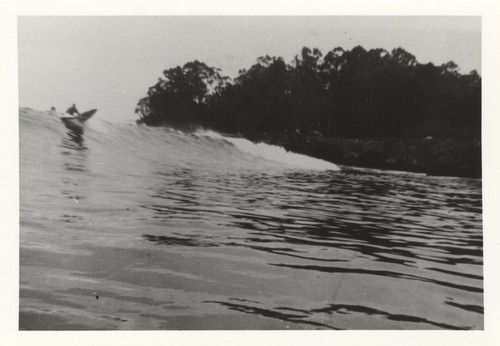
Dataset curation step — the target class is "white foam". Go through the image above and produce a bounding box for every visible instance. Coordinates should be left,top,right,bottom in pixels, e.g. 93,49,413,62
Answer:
197,130,340,171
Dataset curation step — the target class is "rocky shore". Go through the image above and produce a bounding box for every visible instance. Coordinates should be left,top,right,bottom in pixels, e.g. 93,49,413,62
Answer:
248,134,481,179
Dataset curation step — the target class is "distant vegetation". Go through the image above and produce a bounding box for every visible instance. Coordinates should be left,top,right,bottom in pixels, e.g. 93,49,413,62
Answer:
136,46,481,139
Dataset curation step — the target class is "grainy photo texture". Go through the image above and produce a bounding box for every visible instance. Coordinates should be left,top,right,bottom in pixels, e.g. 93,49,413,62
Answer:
19,16,482,330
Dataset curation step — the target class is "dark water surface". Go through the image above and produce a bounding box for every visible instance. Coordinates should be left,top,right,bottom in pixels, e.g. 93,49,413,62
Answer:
19,108,483,330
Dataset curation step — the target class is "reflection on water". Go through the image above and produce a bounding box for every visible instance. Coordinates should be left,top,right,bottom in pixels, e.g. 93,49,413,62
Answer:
64,127,86,148
61,127,88,171
142,234,218,247
19,108,482,330
138,167,482,330
202,300,468,330
58,128,89,224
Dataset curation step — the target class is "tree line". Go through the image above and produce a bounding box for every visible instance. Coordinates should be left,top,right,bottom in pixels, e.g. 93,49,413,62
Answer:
136,46,481,139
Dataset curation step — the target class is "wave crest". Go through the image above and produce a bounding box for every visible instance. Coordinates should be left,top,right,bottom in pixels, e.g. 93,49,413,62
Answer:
197,130,340,171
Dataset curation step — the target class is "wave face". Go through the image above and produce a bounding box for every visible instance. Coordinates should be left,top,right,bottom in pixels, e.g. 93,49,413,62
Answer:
20,108,483,330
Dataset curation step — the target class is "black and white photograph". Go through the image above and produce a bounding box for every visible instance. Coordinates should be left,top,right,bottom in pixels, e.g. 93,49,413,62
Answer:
3,0,500,344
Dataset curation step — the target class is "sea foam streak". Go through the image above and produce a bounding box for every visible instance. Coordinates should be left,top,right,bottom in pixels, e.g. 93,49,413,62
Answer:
197,130,340,171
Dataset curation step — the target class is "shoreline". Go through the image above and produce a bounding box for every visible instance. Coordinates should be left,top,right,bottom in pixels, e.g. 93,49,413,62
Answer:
246,134,481,179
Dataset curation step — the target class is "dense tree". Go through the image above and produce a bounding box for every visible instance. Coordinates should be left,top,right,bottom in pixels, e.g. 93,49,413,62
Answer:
136,60,228,128
136,46,481,140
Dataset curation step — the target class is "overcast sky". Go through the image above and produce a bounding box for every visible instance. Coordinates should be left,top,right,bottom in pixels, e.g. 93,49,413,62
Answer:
18,16,481,123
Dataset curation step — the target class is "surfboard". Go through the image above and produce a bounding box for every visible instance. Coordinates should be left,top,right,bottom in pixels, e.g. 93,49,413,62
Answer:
60,109,97,122
60,109,97,134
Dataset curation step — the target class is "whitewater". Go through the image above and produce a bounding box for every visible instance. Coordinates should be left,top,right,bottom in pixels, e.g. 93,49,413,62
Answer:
19,108,483,330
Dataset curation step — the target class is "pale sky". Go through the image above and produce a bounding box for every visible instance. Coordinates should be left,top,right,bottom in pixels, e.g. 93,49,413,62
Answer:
18,16,481,123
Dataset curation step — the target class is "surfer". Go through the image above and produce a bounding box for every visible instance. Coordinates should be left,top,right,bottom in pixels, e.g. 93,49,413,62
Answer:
66,104,80,116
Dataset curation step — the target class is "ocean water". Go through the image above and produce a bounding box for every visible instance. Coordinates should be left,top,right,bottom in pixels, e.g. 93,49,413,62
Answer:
19,108,483,330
